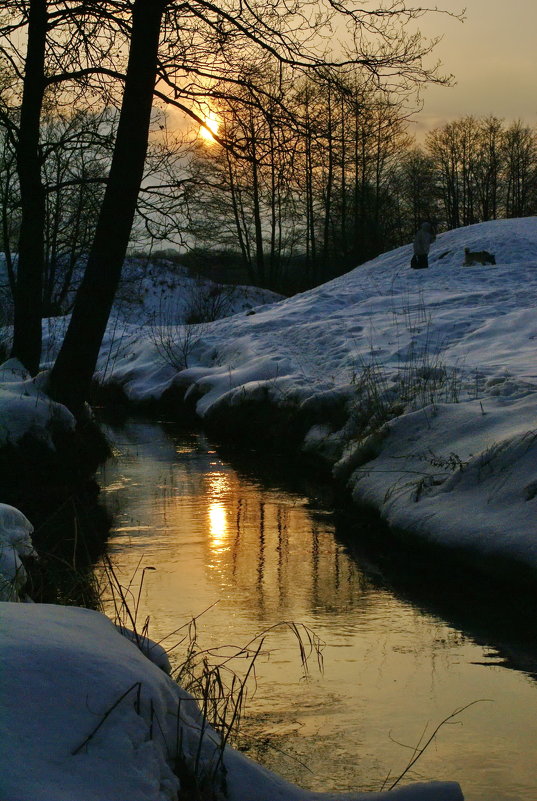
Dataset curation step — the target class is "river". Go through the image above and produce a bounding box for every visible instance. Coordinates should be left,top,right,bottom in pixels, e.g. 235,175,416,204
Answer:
96,418,537,800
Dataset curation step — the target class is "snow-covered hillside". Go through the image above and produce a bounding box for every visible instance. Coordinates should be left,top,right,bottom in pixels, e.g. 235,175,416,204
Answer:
97,218,537,404
89,217,537,576
0,255,282,326
113,257,283,323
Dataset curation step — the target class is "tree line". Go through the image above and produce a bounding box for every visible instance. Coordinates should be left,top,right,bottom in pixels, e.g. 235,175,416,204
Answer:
185,109,537,289
5,94,532,314
423,116,537,228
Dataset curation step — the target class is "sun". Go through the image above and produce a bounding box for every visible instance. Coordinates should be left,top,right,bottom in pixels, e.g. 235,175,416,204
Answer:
199,110,220,143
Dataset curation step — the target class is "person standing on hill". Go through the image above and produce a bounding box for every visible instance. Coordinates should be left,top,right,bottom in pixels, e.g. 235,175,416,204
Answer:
411,221,436,269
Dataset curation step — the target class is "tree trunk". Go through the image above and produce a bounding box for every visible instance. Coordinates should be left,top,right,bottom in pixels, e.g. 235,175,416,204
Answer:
250,118,266,285
1,146,17,297
226,146,254,282
48,0,163,414
268,119,277,285
321,82,333,279
11,0,47,374
304,103,316,279
340,93,347,263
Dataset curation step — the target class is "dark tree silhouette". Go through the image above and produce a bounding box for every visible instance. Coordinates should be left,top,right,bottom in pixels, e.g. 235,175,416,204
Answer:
10,0,47,374
48,0,164,413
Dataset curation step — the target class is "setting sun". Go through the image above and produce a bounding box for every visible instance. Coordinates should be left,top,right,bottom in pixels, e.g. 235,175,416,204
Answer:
199,110,220,143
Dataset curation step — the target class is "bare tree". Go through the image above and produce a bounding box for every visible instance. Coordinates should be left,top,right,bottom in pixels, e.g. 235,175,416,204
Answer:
503,121,537,218
423,115,537,227
0,0,125,372
41,110,111,315
473,115,504,221
426,117,481,229
0,123,18,295
48,0,164,414
395,147,437,236
8,0,48,374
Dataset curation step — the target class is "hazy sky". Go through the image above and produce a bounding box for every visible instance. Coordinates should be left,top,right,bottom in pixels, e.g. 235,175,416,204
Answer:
412,0,537,135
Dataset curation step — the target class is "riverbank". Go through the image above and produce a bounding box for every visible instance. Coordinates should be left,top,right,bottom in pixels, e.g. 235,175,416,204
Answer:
87,217,537,583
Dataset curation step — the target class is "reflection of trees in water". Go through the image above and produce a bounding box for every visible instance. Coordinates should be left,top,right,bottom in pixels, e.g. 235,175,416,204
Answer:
338,512,537,685
214,436,537,686
96,420,537,800
203,486,371,625
100,425,376,629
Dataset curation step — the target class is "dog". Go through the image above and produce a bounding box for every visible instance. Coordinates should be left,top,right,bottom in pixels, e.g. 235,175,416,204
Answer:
463,247,496,266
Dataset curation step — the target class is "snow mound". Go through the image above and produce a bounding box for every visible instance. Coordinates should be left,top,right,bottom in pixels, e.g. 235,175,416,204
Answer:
0,358,75,448
0,502,35,600
112,257,283,323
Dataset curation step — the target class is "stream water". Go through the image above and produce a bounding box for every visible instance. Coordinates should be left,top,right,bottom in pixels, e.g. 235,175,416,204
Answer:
96,418,537,800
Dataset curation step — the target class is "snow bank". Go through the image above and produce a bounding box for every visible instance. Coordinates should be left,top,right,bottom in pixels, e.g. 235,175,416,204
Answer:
342,396,537,567
0,502,35,600
0,358,75,448
112,258,283,325
0,601,463,801
0,603,184,801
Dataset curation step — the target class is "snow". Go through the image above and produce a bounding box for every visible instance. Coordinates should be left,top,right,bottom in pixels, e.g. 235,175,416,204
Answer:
0,603,183,801
4,217,537,798
0,358,75,449
113,257,283,325
0,601,463,801
0,502,35,600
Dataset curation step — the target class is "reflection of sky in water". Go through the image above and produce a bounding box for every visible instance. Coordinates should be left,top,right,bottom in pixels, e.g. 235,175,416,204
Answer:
96,421,537,801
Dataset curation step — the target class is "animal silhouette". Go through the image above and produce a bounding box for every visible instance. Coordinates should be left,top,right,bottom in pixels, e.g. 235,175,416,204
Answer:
463,248,496,266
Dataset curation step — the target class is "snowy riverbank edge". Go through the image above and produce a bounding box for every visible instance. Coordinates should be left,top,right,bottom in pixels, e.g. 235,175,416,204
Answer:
0,598,464,801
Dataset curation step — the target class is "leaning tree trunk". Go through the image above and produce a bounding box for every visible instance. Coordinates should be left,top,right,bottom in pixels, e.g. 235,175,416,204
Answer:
11,0,47,375
48,0,164,415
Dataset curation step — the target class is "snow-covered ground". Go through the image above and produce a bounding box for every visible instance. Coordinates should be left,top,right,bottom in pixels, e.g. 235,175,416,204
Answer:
0,258,279,448
3,217,537,799
0,503,35,600
0,358,75,449
114,257,283,323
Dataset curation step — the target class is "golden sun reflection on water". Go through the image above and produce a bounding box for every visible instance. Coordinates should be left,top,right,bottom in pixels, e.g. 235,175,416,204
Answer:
208,502,228,550
206,470,231,552
206,470,230,499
